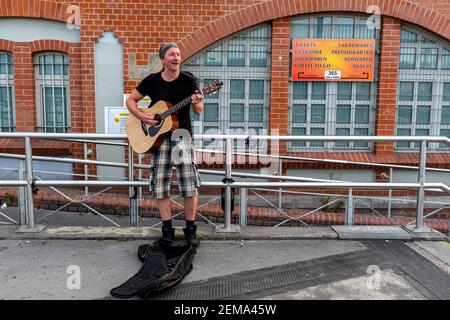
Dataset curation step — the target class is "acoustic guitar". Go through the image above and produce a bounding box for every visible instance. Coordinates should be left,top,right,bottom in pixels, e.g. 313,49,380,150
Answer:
126,80,223,154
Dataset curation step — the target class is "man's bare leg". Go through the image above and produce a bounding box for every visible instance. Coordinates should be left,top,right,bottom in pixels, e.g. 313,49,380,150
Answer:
184,194,198,221
157,197,172,221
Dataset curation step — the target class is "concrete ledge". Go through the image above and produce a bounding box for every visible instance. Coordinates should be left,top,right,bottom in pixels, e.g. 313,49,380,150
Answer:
331,226,412,240
0,225,338,240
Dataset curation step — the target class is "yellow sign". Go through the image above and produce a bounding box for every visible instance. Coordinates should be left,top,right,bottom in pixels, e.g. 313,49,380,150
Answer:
292,39,375,81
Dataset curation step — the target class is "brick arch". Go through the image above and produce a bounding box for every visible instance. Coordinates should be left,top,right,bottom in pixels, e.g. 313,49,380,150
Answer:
0,39,14,51
0,0,69,23
29,40,71,54
178,0,450,59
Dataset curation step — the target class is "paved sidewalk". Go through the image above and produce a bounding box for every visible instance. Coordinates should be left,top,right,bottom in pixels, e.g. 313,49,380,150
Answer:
0,225,449,300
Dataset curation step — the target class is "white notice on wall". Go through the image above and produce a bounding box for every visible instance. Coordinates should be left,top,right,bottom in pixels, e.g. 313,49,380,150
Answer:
105,106,130,134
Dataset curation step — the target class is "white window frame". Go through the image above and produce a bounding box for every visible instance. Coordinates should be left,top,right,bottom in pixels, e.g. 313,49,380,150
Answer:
0,51,15,132
34,52,71,133
396,24,450,151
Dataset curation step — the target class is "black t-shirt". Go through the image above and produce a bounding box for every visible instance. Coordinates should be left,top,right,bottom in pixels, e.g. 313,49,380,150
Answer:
135,71,199,135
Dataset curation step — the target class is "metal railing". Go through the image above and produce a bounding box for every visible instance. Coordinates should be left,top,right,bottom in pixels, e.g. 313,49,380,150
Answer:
0,132,449,234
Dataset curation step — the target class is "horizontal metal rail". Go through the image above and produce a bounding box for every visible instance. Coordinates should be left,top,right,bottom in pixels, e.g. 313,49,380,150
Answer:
1,180,448,191
1,132,449,144
1,133,449,234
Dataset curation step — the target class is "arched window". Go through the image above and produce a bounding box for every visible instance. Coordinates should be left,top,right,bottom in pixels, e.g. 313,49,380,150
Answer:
34,52,70,133
182,24,271,151
289,14,379,151
396,24,450,150
0,51,14,132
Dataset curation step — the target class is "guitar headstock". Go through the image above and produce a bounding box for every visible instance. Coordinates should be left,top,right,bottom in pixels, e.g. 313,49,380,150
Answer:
201,80,223,95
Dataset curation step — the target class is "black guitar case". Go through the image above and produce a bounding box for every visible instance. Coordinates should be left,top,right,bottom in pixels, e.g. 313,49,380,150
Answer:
110,240,196,299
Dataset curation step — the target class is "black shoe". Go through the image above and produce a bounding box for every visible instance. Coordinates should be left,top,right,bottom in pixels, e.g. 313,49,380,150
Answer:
137,227,175,262
183,225,200,247
161,227,175,242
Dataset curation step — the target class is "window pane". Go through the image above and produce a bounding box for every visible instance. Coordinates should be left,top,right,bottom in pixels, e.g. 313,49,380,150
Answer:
396,128,411,148
204,103,219,121
401,29,417,43
442,49,450,70
315,17,332,38
311,104,325,123
291,127,306,147
397,106,412,124
227,44,245,66
230,103,244,122
356,83,371,100
443,83,450,102
335,128,350,147
439,129,450,149
417,82,432,101
337,82,352,100
416,106,430,124
250,45,267,67
310,128,324,147
292,18,309,38
335,17,354,38
292,104,306,123
249,104,263,122
0,52,13,75
249,80,264,99
205,46,222,66
293,81,307,100
355,105,370,123
441,107,450,124
399,82,414,101
400,47,416,69
420,48,438,69
0,86,13,131
358,19,375,39
354,128,369,148
44,87,67,132
336,104,351,123
230,80,245,99
311,82,326,100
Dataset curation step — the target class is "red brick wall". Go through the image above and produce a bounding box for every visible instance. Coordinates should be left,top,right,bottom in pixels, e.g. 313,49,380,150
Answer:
374,17,401,156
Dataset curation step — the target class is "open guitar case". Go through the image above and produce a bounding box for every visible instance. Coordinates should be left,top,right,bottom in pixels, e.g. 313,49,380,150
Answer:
110,239,196,299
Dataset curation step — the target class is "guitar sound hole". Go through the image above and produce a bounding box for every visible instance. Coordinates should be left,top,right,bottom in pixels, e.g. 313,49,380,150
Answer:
153,114,162,126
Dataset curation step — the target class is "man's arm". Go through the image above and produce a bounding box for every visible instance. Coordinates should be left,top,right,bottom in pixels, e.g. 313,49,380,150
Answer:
126,89,157,125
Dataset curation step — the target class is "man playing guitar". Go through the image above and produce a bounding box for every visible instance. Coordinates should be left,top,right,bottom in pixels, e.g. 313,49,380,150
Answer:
125,43,204,246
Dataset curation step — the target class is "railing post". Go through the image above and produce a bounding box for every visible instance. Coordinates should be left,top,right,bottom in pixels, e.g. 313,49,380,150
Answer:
216,137,240,233
138,154,144,200
278,158,283,210
388,167,393,219
415,140,426,230
16,136,45,233
239,188,247,228
128,145,138,227
345,188,354,226
18,160,28,226
84,143,89,196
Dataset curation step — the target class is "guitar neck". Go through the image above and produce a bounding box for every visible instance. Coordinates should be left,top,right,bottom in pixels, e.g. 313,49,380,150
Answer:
160,96,192,119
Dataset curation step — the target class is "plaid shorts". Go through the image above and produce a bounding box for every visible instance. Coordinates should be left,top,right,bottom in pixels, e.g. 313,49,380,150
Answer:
149,134,201,199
